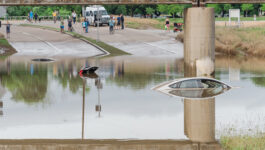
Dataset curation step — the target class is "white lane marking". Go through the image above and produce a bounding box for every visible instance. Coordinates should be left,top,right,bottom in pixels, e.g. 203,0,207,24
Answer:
143,42,177,54
21,32,62,56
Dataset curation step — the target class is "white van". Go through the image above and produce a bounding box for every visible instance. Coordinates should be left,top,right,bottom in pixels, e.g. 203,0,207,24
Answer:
85,5,110,26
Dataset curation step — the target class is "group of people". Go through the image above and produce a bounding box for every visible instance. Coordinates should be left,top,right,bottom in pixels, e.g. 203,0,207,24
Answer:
28,10,40,23
59,13,125,35
52,10,63,23
60,16,75,33
108,14,124,34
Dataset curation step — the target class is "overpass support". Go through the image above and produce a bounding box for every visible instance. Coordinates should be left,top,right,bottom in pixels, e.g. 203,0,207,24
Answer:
184,8,215,77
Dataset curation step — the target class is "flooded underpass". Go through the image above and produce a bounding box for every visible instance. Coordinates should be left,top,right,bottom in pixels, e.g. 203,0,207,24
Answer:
0,54,265,150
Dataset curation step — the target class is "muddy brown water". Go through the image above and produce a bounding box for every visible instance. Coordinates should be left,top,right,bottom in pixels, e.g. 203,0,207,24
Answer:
0,55,264,149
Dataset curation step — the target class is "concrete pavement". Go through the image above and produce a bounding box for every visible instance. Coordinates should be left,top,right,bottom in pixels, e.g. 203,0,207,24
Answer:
0,20,183,58
0,24,105,59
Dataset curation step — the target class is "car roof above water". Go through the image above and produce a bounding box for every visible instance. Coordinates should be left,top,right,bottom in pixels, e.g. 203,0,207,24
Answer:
151,77,230,90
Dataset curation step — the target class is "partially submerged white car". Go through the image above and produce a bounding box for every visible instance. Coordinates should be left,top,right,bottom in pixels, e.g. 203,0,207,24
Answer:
152,77,231,99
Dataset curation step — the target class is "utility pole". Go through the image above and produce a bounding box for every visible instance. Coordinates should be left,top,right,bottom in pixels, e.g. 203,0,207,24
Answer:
96,5,100,42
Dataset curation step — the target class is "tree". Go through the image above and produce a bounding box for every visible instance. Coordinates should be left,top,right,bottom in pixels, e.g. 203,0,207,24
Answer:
115,5,127,15
207,4,222,14
207,4,231,17
146,7,155,17
241,4,254,16
260,4,265,16
261,4,265,11
157,5,168,14
223,4,232,13
127,5,138,17
168,5,181,18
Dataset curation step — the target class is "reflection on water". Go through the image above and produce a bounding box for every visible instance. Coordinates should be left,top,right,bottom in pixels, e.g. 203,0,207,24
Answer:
251,77,265,88
0,76,5,117
169,88,225,99
184,98,215,142
0,56,264,147
1,63,47,104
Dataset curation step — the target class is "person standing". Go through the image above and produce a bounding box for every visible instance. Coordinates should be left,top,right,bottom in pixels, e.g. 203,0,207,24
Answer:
72,11,77,24
57,11,60,21
34,13,38,23
82,18,86,32
29,10,33,22
165,18,170,32
109,16,115,34
121,14,124,30
53,11,57,24
85,18,89,33
116,15,121,30
68,16,72,32
6,21,11,39
60,19,64,33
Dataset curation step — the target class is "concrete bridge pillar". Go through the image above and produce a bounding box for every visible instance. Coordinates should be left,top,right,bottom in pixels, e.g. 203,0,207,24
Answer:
184,7,215,77
82,6,86,17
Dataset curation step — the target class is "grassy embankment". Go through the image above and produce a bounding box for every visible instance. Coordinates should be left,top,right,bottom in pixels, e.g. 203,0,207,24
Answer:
125,16,265,29
220,135,265,150
0,33,16,58
20,24,130,57
125,17,183,29
125,17,265,57
215,26,265,57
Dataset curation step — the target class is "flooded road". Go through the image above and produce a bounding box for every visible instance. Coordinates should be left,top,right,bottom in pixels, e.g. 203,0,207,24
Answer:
0,55,264,141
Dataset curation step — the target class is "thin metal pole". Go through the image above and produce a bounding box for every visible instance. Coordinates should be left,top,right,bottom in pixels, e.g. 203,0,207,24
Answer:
97,5,100,42
98,87,101,118
82,79,85,140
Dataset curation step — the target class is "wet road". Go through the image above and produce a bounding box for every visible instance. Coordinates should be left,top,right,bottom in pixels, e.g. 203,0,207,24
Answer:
0,25,105,59
2,21,184,58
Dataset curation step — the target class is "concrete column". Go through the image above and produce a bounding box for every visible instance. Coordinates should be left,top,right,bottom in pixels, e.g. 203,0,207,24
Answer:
184,8,215,77
0,6,7,18
82,6,86,17
184,98,215,143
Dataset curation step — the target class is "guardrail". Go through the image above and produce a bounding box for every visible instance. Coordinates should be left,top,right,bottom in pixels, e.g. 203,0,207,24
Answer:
0,16,82,21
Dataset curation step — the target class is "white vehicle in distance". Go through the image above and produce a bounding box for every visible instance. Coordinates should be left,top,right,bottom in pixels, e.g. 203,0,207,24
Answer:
152,77,231,99
85,5,110,26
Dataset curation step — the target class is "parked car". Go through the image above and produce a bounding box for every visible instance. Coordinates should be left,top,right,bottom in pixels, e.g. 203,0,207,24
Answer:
85,5,110,26
152,77,231,99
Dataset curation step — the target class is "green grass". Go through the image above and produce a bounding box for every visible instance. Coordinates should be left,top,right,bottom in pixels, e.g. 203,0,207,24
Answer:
20,24,130,57
0,38,10,46
215,16,265,21
220,135,265,150
0,36,17,57
126,22,142,29
156,16,265,23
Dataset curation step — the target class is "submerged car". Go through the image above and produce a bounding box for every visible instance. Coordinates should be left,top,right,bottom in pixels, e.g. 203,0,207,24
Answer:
152,77,231,99
79,66,98,75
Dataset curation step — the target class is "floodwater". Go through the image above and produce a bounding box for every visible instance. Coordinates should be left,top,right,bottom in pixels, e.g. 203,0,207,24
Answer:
0,55,265,142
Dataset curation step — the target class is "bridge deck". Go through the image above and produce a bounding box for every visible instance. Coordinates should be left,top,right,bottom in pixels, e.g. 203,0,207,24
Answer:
0,0,264,5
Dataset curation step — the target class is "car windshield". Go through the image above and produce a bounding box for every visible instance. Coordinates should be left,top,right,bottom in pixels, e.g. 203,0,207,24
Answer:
169,87,225,98
179,79,201,88
200,79,222,88
168,78,227,89
94,10,108,16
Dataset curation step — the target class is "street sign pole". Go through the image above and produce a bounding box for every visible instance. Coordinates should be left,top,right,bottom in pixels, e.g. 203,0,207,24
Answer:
97,5,100,42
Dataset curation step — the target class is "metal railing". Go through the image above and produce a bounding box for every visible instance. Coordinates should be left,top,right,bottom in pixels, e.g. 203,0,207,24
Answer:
0,15,81,21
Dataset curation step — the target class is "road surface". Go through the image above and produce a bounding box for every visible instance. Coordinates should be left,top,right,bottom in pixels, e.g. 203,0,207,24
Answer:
1,20,184,58
0,25,105,59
